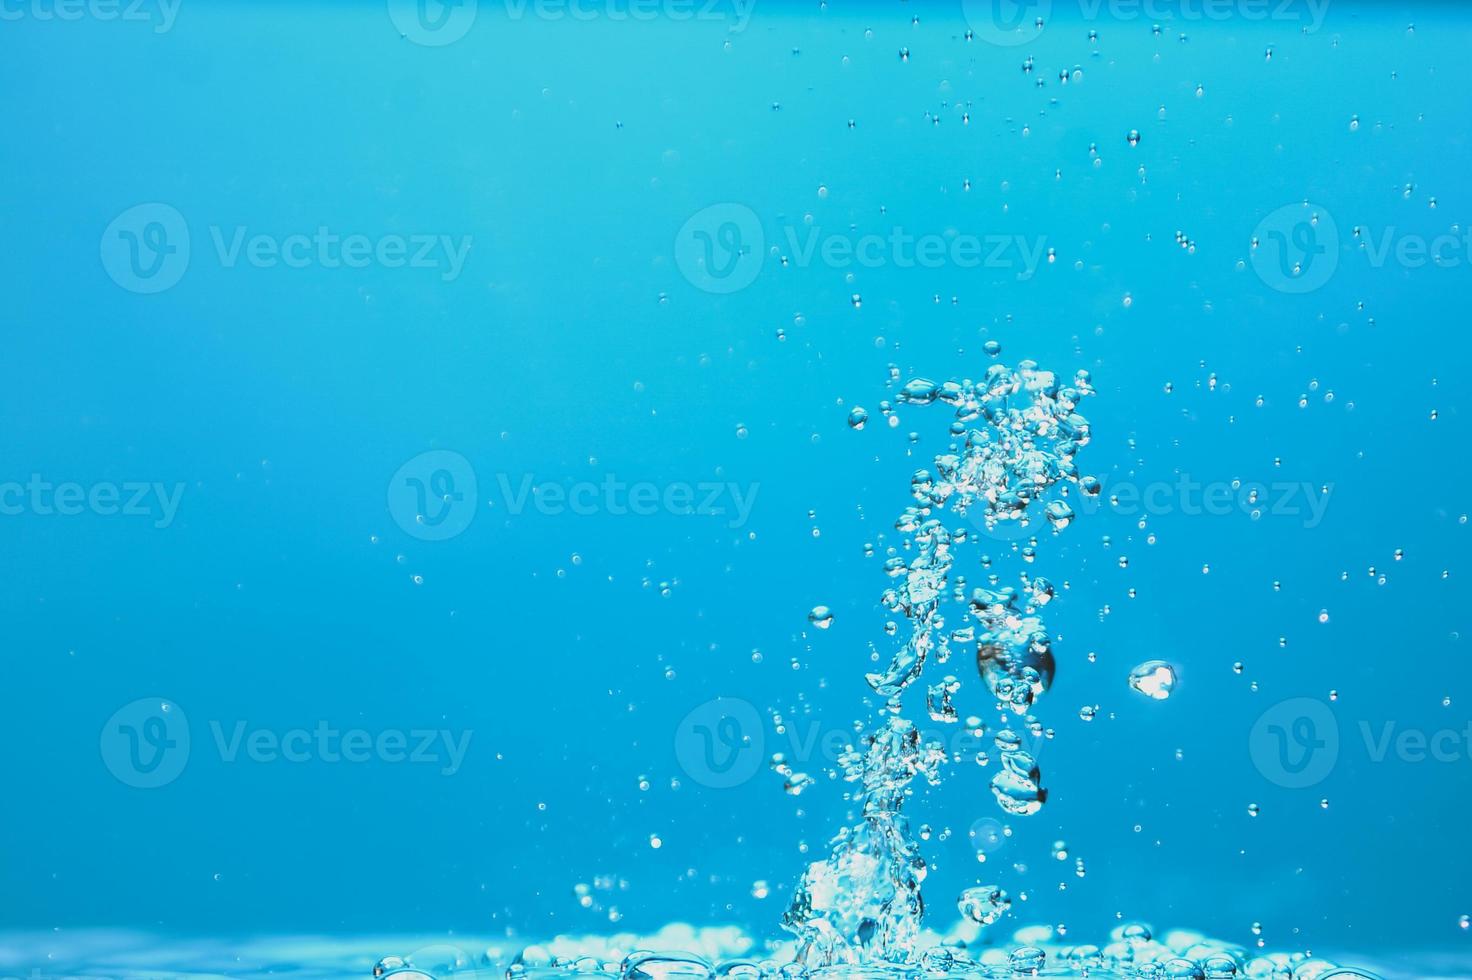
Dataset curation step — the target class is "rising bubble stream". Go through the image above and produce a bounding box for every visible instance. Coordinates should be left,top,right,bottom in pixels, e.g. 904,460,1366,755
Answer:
782,361,1098,968
374,362,1390,980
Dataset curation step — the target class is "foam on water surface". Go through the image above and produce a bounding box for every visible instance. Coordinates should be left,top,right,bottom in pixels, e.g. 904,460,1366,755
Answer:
0,928,1459,980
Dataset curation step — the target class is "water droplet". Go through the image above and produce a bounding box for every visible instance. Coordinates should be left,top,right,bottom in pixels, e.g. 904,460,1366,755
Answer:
958,885,1011,926
1008,946,1045,974
621,951,712,980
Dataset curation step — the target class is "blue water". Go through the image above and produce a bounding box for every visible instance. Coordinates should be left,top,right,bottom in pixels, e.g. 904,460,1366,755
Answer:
2,2,1470,977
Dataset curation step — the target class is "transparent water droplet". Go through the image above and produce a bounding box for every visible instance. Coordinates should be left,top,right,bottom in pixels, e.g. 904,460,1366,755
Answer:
957,885,1011,926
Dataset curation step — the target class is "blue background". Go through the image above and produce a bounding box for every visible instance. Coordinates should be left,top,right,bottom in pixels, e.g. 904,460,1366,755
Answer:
1,0,1469,965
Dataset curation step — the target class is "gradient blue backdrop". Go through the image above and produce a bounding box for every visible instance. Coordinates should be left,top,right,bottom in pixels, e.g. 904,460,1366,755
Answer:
2,0,1468,965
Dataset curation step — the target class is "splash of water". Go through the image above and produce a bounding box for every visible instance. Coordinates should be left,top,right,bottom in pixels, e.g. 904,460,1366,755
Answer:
367,358,1396,980
782,361,1098,968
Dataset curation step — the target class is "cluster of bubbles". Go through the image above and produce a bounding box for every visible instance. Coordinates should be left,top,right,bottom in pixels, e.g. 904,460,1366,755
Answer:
367,362,1383,980
782,362,1099,968
369,922,1383,979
